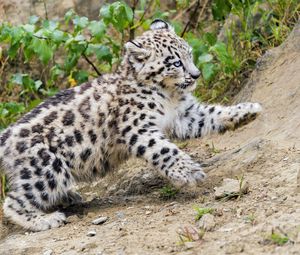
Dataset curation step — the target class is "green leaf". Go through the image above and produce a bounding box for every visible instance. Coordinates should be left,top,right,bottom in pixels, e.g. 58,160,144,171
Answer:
31,37,53,64
11,73,25,85
29,15,39,25
88,44,112,64
51,30,68,43
203,32,217,46
73,16,89,29
198,53,213,65
73,70,89,83
8,43,19,59
100,2,133,32
22,24,35,33
202,63,217,81
34,80,43,90
42,20,59,31
64,52,80,72
88,20,106,39
211,0,232,21
64,9,75,23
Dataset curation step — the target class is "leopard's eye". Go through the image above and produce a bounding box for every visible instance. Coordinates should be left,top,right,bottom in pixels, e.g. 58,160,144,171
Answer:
173,60,183,67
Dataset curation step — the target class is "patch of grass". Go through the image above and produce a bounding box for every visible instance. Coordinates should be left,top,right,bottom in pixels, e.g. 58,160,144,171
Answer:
193,206,214,221
269,232,289,246
177,226,205,245
244,213,256,225
159,185,179,200
0,174,8,201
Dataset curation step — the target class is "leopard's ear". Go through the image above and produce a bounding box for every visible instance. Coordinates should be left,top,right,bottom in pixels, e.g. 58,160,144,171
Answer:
125,40,150,60
150,19,173,31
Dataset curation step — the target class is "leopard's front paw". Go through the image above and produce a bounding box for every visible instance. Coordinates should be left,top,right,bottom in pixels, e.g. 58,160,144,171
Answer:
167,160,206,187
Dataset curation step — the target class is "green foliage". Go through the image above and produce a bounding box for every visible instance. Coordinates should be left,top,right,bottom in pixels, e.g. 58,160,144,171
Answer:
0,102,25,130
0,0,299,130
159,185,179,199
269,232,289,245
193,206,214,221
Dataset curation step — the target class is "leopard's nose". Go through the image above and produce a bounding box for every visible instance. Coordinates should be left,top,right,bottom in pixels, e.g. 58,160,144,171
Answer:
190,70,201,80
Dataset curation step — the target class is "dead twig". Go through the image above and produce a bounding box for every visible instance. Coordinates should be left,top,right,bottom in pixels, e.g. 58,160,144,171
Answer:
181,0,201,37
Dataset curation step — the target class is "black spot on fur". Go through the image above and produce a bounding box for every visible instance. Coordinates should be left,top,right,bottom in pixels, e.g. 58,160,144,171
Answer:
20,168,32,179
52,158,63,173
148,139,156,147
140,113,146,120
122,126,132,136
16,141,28,153
62,110,75,126
34,167,43,176
24,193,34,200
35,181,45,191
209,106,215,114
65,136,74,146
138,129,147,135
88,130,97,144
79,82,92,94
74,130,83,143
160,147,170,154
48,178,57,190
137,145,146,156
41,192,49,201
44,111,58,125
78,97,91,120
31,135,44,146
32,124,43,133
46,127,56,142
14,159,23,166
173,149,178,155
80,148,92,162
38,148,51,166
19,128,30,137
129,134,138,145
22,183,32,191
148,102,156,109
152,153,159,160
0,129,12,146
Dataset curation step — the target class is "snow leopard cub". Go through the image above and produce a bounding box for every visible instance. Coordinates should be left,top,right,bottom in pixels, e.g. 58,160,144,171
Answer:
0,19,262,231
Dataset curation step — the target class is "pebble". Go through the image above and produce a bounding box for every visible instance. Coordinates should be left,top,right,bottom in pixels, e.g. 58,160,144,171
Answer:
116,211,125,219
92,216,108,225
66,215,80,223
198,214,216,231
145,210,152,215
87,230,97,237
184,241,197,249
43,250,53,255
214,178,249,199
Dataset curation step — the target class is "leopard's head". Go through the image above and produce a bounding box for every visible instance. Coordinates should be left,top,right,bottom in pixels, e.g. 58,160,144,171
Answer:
124,19,200,93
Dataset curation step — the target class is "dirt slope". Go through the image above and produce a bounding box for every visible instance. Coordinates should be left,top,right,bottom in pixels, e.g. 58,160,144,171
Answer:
0,23,300,255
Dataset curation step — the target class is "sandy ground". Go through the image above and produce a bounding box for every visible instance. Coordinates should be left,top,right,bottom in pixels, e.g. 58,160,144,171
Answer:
0,20,300,255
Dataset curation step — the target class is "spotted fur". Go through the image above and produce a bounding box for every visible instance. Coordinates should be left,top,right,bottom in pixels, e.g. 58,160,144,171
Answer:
0,20,262,231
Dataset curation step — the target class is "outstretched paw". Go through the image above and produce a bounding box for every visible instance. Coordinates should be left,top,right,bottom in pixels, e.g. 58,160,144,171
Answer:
167,159,206,188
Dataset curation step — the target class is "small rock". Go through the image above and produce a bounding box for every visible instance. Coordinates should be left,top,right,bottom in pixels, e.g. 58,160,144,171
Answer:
92,216,108,225
184,241,197,249
116,211,125,219
87,230,96,237
66,215,80,223
145,210,152,215
214,178,249,199
43,250,53,255
225,243,244,254
198,214,216,231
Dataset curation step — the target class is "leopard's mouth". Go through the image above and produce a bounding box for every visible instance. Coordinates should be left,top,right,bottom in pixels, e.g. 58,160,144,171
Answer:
175,80,196,90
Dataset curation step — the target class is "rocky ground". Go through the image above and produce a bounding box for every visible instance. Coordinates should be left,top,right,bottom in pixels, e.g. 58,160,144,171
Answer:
0,5,300,255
